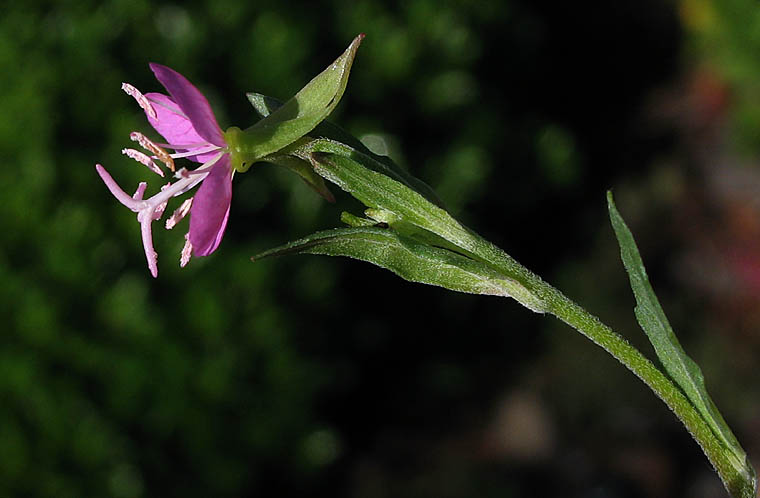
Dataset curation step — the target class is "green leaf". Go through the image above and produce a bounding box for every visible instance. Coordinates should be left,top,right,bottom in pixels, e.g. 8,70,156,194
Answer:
296,139,476,248
252,226,545,312
289,139,548,313
607,191,755,491
225,34,364,172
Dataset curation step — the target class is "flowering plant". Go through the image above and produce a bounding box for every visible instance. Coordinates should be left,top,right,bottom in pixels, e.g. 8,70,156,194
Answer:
97,35,362,276
97,35,756,497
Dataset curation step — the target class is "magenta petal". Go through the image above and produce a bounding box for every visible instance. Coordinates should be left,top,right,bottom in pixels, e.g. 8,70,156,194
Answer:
189,155,232,257
149,63,225,147
145,93,220,163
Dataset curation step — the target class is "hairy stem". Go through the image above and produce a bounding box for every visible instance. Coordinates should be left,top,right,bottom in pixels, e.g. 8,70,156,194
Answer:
469,233,753,497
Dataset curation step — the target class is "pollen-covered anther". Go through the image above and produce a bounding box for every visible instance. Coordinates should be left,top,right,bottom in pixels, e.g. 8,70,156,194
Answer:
130,132,176,172
180,233,193,267
165,198,193,230
121,82,158,119
174,167,191,179
122,148,165,177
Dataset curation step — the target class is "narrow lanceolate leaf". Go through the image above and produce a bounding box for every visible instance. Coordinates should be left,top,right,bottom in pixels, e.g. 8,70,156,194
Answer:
295,139,481,251
289,139,548,313
226,34,364,171
607,191,756,495
252,226,545,311
295,138,548,295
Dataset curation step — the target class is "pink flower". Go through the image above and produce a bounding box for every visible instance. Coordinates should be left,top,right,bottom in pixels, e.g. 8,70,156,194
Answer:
96,64,233,277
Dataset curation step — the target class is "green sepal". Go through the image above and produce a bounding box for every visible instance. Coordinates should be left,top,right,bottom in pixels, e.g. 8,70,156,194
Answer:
226,34,364,173
246,92,368,151
246,92,445,208
246,93,337,201
252,226,544,310
607,191,756,497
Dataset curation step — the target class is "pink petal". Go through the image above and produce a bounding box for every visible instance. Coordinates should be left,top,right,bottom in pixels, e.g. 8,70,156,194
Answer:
144,93,221,163
149,63,225,147
189,155,232,257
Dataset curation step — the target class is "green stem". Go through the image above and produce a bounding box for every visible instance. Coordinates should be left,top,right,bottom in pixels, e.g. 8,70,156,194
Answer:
468,235,753,497
547,287,747,495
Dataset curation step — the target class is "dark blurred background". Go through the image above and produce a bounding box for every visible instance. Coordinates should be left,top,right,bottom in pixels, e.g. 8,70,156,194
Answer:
2,0,759,496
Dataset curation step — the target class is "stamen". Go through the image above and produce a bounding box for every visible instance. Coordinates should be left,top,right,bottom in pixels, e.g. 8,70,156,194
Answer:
153,183,172,219
171,174,206,197
180,233,193,267
166,198,193,229
130,132,176,172
175,167,211,179
155,141,209,149
121,83,157,119
167,144,223,160
122,148,165,177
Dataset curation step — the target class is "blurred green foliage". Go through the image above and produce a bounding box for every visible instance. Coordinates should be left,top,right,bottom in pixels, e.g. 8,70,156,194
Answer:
1,0,757,497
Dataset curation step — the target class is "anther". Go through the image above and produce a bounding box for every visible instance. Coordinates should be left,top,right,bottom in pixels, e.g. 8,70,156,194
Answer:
174,167,191,179
151,182,172,220
122,148,165,177
130,132,176,172
121,83,158,119
165,198,193,230
180,233,193,267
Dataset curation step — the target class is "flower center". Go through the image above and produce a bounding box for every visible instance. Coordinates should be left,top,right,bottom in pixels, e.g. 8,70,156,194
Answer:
224,126,257,173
